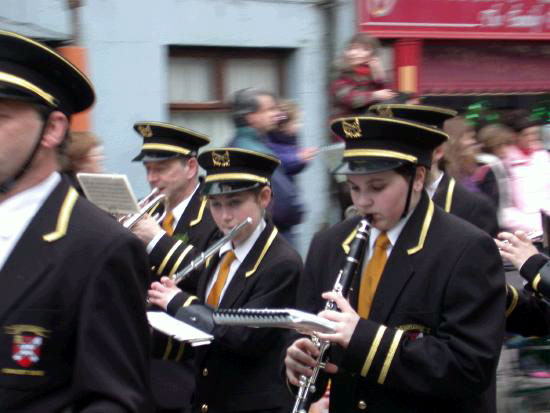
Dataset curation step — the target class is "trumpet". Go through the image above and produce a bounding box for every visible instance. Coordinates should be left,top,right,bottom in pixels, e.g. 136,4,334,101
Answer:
118,187,167,229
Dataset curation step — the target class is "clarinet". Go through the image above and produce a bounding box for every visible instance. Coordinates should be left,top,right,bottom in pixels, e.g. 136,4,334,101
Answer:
292,217,371,413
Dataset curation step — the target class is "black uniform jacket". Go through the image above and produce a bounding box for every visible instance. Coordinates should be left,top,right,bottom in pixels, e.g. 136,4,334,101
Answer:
149,182,218,281
433,173,499,237
297,191,505,413
171,219,302,413
0,178,151,412
506,253,550,337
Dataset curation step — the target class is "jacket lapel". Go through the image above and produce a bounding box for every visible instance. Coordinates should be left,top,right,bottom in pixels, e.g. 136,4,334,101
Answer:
218,220,278,309
368,192,435,323
0,180,78,323
432,172,455,213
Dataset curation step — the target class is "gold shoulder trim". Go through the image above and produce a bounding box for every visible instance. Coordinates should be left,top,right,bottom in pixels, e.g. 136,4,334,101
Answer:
142,143,191,155
445,178,456,213
360,325,387,377
245,227,278,278
0,72,56,106
168,245,194,277
377,329,404,384
157,240,183,276
341,227,358,254
505,284,519,317
532,273,542,292
43,187,78,242
407,199,434,255
189,197,207,227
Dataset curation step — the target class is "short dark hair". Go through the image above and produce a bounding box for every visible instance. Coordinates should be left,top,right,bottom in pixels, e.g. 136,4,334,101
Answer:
232,88,275,127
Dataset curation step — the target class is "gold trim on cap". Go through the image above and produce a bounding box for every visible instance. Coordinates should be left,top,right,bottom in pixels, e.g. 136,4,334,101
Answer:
344,149,418,164
0,30,94,93
135,121,210,142
342,118,362,138
0,72,57,106
205,173,269,185
206,147,280,164
332,115,449,139
212,151,230,167
370,104,458,117
137,124,153,138
142,143,191,155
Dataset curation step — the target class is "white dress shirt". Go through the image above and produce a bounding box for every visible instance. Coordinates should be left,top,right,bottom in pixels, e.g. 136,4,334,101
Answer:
204,218,266,303
146,183,200,253
0,172,60,271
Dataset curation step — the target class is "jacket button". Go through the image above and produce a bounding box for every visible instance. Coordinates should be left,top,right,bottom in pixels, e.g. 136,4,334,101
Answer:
202,368,208,376
358,400,367,410
201,404,208,413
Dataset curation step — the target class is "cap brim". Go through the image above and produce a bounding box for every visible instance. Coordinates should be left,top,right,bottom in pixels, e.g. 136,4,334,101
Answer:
332,158,407,175
202,181,263,196
132,151,182,162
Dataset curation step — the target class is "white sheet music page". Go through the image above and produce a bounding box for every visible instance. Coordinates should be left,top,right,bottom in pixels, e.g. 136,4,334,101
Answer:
147,311,213,347
76,173,140,215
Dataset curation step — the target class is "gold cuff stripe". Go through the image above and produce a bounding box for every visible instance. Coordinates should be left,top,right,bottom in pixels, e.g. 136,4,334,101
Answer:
360,325,387,377
189,197,207,227
445,178,456,213
0,72,57,106
1,368,45,376
157,240,183,276
43,187,79,242
162,337,173,360
142,143,191,155
168,245,194,277
407,199,434,255
343,149,417,164
183,296,199,307
205,173,269,185
245,227,278,278
532,274,542,292
378,329,404,384
175,342,186,362
505,284,519,317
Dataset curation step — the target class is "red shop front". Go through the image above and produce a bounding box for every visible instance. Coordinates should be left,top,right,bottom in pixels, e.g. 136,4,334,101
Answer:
358,0,550,110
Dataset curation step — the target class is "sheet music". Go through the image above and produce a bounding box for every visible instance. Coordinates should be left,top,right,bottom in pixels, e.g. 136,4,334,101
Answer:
76,173,140,215
147,311,213,346
213,308,336,334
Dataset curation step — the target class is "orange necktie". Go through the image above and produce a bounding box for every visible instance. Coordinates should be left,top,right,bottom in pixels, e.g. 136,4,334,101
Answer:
161,211,175,236
207,251,237,307
358,232,390,318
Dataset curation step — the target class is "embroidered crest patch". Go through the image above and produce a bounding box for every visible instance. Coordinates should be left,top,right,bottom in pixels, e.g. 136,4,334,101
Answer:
12,335,43,368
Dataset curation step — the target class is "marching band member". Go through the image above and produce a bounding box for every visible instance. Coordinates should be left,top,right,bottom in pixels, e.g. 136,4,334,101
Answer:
285,116,505,412
149,148,303,413
130,122,218,412
0,30,151,411
369,104,499,236
498,231,550,336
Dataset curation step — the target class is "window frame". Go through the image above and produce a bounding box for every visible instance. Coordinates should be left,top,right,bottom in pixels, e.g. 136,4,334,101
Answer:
168,46,288,112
